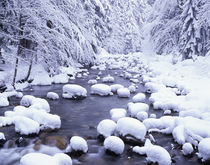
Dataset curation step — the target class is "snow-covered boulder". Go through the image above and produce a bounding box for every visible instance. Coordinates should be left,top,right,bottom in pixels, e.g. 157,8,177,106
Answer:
128,102,149,117
116,117,146,141
102,75,115,83
62,84,87,99
133,139,171,165
104,136,125,155
150,114,157,118
91,84,112,96
97,119,117,138
0,132,5,141
117,88,130,98
53,74,69,84
110,84,124,93
31,73,52,86
14,116,40,135
132,93,146,103
164,110,172,115
128,85,136,93
88,79,97,85
198,138,210,161
69,136,88,154
30,98,50,112
20,153,72,165
110,108,127,122
20,95,35,107
137,111,148,121
182,143,193,155
0,94,9,107
0,116,13,127
47,92,59,100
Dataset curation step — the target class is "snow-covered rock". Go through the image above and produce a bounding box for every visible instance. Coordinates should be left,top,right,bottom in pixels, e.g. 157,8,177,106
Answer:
91,84,112,96
20,153,72,165
164,110,172,115
20,95,35,107
132,93,146,103
97,119,117,138
14,116,40,135
110,84,124,93
116,117,146,141
30,98,50,112
109,108,127,122
133,139,171,165
104,136,125,155
0,132,5,140
62,84,87,99
0,94,9,107
137,111,148,121
198,138,210,161
88,79,97,85
102,75,115,83
47,92,59,100
117,88,130,98
53,74,69,84
31,72,52,86
182,143,193,155
128,85,136,93
150,114,157,118
69,136,88,153
128,102,149,117
0,116,13,127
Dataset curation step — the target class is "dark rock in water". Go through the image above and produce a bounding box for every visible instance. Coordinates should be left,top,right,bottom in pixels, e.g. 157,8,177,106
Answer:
97,134,105,142
4,140,15,148
44,136,68,150
105,149,120,156
119,135,144,146
0,139,6,148
67,150,86,158
15,137,29,147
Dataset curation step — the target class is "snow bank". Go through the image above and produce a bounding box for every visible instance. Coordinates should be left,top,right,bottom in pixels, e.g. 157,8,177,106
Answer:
69,136,88,153
133,139,171,165
20,153,72,165
116,117,146,141
104,136,125,155
62,84,87,99
132,93,146,103
117,88,130,98
91,84,112,96
47,92,59,100
109,108,127,122
97,119,116,138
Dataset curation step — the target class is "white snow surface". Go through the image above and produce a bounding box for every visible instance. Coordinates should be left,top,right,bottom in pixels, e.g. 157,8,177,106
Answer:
104,136,125,155
69,136,88,153
133,139,171,165
110,84,124,93
0,94,9,107
132,93,146,103
116,117,146,141
52,74,69,84
102,75,115,83
47,92,59,100
20,153,72,165
91,84,112,96
97,119,117,138
198,138,210,161
62,84,87,99
0,132,5,140
182,143,193,155
109,108,127,122
128,102,149,117
117,88,130,98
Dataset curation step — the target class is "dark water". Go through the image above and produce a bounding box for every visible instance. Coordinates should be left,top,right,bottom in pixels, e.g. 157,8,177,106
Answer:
0,69,202,165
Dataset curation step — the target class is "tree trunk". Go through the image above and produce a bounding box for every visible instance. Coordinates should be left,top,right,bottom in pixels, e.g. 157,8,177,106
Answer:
24,56,33,82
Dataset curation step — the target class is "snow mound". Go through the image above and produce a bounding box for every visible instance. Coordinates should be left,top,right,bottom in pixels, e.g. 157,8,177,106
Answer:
52,74,69,84
91,84,112,96
47,92,59,100
88,79,97,85
132,93,146,103
62,84,87,99
182,143,193,155
31,72,52,86
0,132,5,140
20,95,36,107
133,139,171,165
117,88,130,98
109,108,127,122
0,116,13,127
110,84,124,93
69,136,88,153
30,98,50,112
20,153,72,165
14,116,40,135
128,102,149,117
97,119,117,138
198,138,210,161
137,111,148,121
104,136,125,155
102,75,115,83
116,117,146,141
